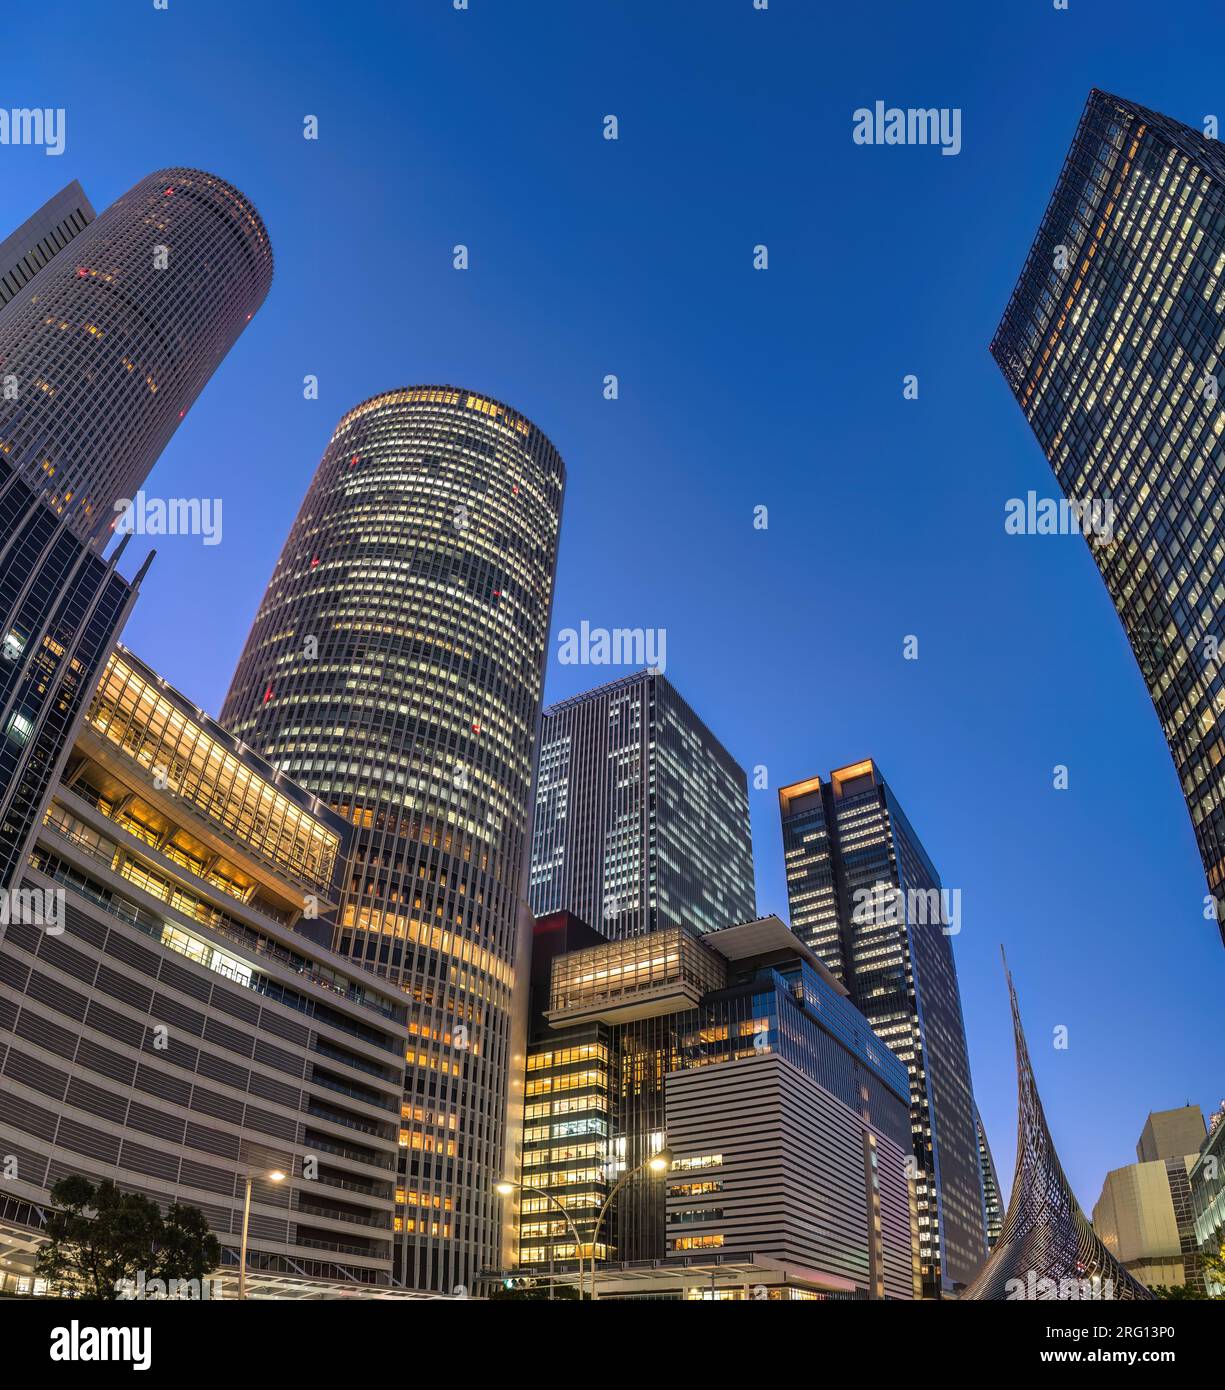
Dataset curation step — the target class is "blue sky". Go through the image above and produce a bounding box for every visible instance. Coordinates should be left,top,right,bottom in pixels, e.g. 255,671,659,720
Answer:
8,0,1224,1210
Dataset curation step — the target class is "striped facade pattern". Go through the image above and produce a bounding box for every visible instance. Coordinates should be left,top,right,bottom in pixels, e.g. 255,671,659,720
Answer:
0,181,95,310
221,387,565,1293
530,670,756,939
665,1054,914,1299
779,763,987,1295
0,893,403,1286
0,168,272,545
0,648,409,1288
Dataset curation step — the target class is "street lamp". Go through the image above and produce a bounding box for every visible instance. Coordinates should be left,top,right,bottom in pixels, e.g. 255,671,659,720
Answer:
237,1167,286,1300
589,1146,672,1301
494,1178,587,1300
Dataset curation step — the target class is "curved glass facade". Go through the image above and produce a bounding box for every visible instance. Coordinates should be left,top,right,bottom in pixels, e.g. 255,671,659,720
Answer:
993,91,1225,945
221,386,564,1291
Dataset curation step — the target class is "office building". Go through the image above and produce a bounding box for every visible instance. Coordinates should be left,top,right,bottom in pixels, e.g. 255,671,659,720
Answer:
517,913,918,1300
1091,1106,1207,1294
0,648,412,1296
1190,1101,1225,1293
0,169,271,916
0,496,145,893
779,760,986,1295
977,1106,1005,1249
992,90,1225,944
962,961,1151,1300
529,669,756,939
221,386,565,1293
1137,1105,1209,1163
0,180,95,310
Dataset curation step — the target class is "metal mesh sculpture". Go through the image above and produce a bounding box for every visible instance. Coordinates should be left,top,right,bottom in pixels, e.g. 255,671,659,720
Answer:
961,956,1152,1300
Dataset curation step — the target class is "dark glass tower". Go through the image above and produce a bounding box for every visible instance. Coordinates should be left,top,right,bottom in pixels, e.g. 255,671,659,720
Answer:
221,386,565,1293
529,669,756,938
977,1105,1005,1250
0,169,271,893
779,760,987,1295
993,90,1225,945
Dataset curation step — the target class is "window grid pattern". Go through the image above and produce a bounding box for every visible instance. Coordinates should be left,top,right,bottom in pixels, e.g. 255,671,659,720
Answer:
220,387,564,1293
0,168,272,545
992,90,1225,945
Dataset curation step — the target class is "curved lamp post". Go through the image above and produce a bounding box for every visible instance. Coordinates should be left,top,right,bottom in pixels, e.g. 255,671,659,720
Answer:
588,1147,672,1301
495,1178,587,1299
237,1166,286,1300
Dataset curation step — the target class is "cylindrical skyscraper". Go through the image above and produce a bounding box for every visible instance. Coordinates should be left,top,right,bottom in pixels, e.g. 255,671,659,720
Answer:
0,168,271,891
0,167,273,545
222,386,565,1292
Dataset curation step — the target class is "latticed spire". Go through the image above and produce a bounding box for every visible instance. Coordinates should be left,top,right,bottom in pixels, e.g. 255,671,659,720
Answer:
961,954,1152,1300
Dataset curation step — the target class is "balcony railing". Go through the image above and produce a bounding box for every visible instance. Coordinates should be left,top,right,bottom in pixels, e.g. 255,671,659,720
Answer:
303,1132,395,1171
32,830,402,1037
296,1201,393,1230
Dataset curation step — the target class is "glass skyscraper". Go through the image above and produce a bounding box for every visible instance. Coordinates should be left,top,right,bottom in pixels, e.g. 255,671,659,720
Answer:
962,961,1151,1301
993,90,1225,946
0,169,272,548
0,180,95,310
520,914,918,1299
0,170,271,897
529,669,756,939
221,386,565,1293
779,760,987,1295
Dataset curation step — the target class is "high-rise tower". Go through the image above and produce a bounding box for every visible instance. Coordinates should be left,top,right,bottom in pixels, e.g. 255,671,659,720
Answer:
992,91,1225,945
977,1105,1005,1250
0,167,272,546
529,670,756,938
779,760,987,1295
0,169,271,892
222,386,565,1292
0,180,95,310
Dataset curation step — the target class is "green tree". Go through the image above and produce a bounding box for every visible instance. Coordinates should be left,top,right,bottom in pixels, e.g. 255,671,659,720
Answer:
1151,1243,1225,1301
35,1175,221,1299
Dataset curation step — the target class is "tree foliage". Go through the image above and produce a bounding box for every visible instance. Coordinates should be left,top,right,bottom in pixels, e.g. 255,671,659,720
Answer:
1151,1243,1225,1301
35,1175,221,1299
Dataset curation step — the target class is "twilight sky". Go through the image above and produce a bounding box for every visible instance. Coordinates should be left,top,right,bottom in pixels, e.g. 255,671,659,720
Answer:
9,0,1225,1210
